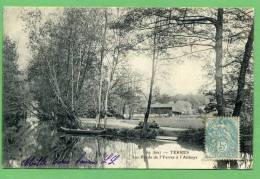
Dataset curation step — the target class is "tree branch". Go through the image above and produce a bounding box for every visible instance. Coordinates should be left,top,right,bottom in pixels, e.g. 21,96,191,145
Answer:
221,60,241,68
159,48,213,61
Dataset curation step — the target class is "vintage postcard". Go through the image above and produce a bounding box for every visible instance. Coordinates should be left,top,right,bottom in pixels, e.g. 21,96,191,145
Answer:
3,7,253,169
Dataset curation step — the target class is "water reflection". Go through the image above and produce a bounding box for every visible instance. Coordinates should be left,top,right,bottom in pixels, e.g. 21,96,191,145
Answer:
142,145,149,169
4,125,253,169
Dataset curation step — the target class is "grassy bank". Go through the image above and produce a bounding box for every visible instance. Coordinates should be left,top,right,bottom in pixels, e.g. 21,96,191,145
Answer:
81,115,204,129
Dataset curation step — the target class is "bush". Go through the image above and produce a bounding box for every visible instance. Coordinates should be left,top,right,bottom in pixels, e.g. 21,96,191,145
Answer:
134,121,159,129
177,128,204,144
142,128,158,139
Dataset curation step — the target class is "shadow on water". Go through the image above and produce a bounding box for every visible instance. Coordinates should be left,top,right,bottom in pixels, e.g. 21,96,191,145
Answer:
33,134,162,168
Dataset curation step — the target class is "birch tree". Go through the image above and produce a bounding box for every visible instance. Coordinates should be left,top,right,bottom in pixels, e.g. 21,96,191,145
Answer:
23,9,103,128
96,10,108,128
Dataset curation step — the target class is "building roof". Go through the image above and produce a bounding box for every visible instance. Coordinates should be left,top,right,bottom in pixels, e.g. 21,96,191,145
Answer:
140,103,184,113
151,103,173,108
141,103,173,108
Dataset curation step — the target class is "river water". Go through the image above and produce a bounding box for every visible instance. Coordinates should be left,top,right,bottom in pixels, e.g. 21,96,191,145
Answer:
5,135,253,169
4,121,252,169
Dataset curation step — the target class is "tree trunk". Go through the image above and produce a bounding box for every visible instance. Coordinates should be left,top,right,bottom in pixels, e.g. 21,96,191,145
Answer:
214,8,225,116
233,25,254,116
45,54,80,128
129,106,133,120
75,47,83,95
96,54,104,128
71,45,74,112
122,102,126,116
103,53,119,128
143,22,157,135
103,76,110,128
142,146,149,169
96,11,108,128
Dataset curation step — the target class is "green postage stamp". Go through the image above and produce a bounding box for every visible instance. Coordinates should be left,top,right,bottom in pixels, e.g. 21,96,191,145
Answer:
205,117,240,160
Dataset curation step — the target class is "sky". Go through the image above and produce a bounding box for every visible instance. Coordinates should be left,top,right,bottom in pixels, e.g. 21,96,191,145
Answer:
127,53,210,95
4,7,212,95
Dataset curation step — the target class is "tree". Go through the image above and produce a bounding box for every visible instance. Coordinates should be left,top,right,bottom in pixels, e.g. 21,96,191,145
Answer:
96,9,108,128
142,18,160,134
114,9,186,135
214,8,225,115
3,36,29,163
116,8,217,135
174,100,192,114
108,68,143,119
3,37,25,127
102,9,133,128
23,9,103,128
165,8,225,115
232,24,254,116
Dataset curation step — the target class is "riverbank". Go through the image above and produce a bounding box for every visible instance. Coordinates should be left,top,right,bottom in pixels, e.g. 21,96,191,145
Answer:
80,117,204,142
80,115,204,130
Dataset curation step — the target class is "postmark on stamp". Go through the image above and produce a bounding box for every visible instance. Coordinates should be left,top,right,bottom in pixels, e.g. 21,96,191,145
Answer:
205,117,240,160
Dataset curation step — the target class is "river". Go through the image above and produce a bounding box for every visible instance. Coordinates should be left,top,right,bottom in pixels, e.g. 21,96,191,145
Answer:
3,120,252,169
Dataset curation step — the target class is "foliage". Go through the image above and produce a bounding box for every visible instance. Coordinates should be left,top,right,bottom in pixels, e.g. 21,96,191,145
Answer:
177,129,205,145
103,127,158,139
135,121,160,129
3,37,31,164
21,9,144,128
3,37,27,127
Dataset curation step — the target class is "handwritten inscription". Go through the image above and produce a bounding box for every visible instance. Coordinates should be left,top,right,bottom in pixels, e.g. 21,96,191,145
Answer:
21,153,120,167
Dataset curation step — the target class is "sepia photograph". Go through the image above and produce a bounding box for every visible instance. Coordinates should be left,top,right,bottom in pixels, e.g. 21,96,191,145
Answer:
3,7,253,169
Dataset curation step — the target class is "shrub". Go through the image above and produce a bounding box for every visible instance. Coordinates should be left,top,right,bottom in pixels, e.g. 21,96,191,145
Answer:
177,128,204,144
134,121,159,129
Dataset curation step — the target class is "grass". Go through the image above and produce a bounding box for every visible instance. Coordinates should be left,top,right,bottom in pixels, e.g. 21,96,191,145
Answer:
81,115,204,130
120,115,204,129
80,115,204,140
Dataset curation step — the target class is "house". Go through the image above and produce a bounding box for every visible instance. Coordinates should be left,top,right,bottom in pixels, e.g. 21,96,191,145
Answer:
150,103,173,116
137,103,182,117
